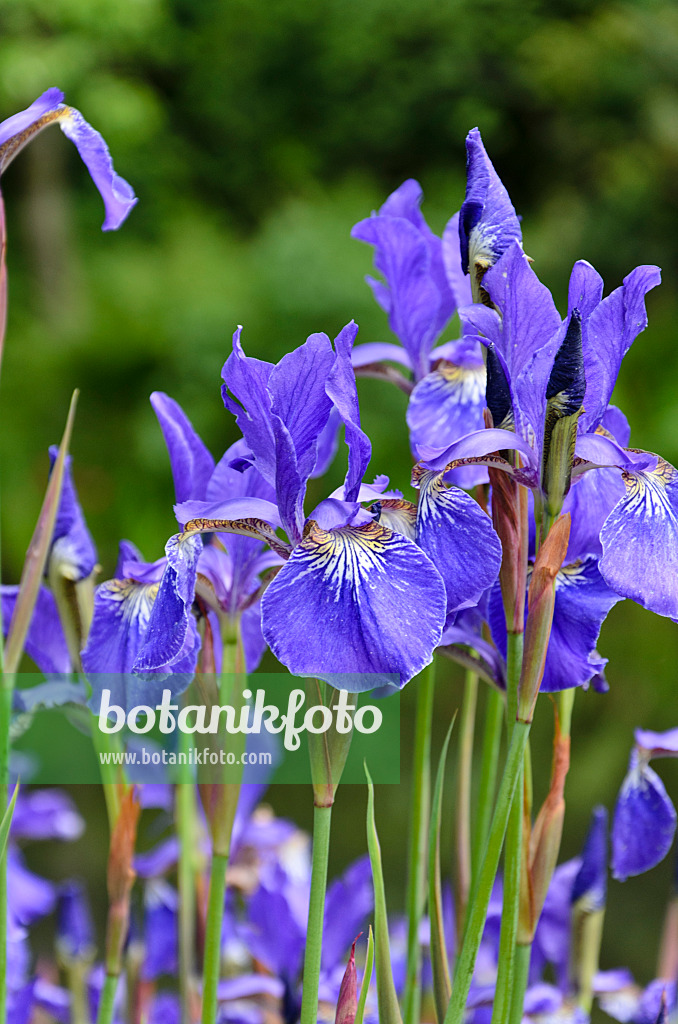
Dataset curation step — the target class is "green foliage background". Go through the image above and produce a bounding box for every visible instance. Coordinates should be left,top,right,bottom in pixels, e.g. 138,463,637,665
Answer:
1,0,678,996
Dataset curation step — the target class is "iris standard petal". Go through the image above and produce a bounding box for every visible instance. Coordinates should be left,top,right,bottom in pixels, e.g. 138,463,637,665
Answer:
326,321,372,502
352,211,442,380
150,392,215,503
415,471,502,615
580,265,661,433
442,211,473,309
612,751,677,881
599,459,678,618
222,327,276,483
459,127,522,283
268,331,335,481
261,520,446,689
351,341,415,370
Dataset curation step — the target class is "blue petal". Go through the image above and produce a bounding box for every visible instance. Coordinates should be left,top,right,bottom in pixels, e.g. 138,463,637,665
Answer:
571,807,608,912
0,88,137,228
352,198,445,380
634,728,678,757
459,128,522,281
562,467,626,562
221,327,276,484
541,557,623,692
150,392,215,503
0,88,64,149
1,585,71,674
442,211,473,309
142,882,178,980
133,533,203,673
261,521,446,688
322,855,373,973
58,106,137,230
326,321,371,501
378,179,457,342
612,751,677,881
599,459,678,618
580,265,661,433
407,355,487,489
82,576,159,674
48,447,97,582
415,471,502,615
463,242,563,463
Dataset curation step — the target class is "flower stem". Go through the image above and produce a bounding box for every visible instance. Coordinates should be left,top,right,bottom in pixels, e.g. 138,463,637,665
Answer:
177,718,199,1024
299,804,333,1024
96,973,118,1024
402,660,436,1024
446,719,531,1024
491,633,524,1023
201,851,229,1024
455,670,478,942
0,671,11,1024
471,687,504,886
508,943,532,1024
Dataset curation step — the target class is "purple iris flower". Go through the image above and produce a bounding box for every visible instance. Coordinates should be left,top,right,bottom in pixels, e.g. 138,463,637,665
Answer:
47,447,98,584
141,880,179,979
57,880,95,961
173,322,500,689
597,974,677,1024
352,179,487,489
612,729,678,881
0,88,136,229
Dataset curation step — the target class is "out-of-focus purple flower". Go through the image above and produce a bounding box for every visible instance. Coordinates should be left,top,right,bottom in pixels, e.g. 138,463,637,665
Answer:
11,790,84,842
57,880,95,960
141,880,178,979
572,807,608,913
597,973,677,1024
1,586,71,675
0,88,137,230
612,748,677,881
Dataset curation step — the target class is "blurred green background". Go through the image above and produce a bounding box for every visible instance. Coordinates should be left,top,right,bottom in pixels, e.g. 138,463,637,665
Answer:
2,0,678,1001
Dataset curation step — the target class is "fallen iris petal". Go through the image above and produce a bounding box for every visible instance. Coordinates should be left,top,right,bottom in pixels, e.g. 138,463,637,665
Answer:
600,459,678,619
415,471,502,615
150,392,215,503
612,752,677,881
261,521,446,689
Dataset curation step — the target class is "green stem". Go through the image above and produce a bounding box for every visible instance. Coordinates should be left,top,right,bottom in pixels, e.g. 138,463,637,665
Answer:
0,673,11,1023
446,720,531,1024
402,660,436,1024
491,633,524,1023
201,852,229,1024
508,943,531,1024
96,972,119,1024
177,721,198,1024
471,688,504,886
200,623,246,1024
299,804,333,1024
455,670,478,942
490,763,523,1024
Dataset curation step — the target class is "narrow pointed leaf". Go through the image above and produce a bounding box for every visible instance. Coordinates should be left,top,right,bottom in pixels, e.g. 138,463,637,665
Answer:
365,763,403,1024
0,782,18,859
430,718,455,1023
355,926,374,1024
5,391,79,673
